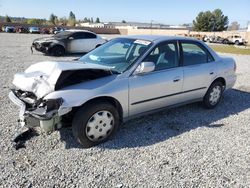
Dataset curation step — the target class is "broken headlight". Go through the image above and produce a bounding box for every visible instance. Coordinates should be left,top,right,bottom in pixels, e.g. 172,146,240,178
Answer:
39,98,63,112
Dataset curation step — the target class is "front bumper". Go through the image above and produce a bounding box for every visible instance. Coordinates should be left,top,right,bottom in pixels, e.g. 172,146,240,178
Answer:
31,42,49,53
9,90,62,132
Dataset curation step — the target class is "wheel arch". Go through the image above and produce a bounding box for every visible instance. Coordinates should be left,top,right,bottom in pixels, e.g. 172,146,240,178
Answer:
211,77,226,90
48,43,66,52
75,96,124,123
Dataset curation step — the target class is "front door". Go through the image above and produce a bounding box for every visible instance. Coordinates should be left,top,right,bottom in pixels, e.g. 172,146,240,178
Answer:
129,41,184,116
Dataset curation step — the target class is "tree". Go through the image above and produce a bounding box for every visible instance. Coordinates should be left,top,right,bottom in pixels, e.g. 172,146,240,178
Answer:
95,17,100,23
90,17,94,23
122,20,126,23
193,9,228,31
49,13,58,25
27,18,45,25
83,17,89,22
69,11,76,20
212,9,228,31
5,15,11,23
228,21,240,31
59,17,68,26
68,11,76,26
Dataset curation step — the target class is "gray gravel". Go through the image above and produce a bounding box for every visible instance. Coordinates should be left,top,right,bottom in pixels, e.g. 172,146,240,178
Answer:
0,33,250,188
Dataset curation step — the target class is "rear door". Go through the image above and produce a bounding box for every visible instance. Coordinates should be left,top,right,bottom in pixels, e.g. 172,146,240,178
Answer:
180,40,217,100
68,32,98,53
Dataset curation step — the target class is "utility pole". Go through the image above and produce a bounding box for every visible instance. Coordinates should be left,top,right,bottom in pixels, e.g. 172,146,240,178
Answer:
150,20,153,35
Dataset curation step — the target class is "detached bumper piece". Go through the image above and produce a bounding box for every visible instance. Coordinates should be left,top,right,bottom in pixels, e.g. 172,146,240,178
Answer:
9,90,63,132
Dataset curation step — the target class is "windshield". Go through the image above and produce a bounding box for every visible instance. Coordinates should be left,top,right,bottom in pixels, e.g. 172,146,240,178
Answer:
79,38,152,73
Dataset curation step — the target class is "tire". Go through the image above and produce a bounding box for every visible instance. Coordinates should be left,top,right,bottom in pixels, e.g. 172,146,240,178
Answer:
235,40,240,45
50,45,65,56
72,101,120,148
203,81,223,109
223,39,229,44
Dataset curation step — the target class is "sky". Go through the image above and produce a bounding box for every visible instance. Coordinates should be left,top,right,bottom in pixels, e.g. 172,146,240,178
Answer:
0,0,249,26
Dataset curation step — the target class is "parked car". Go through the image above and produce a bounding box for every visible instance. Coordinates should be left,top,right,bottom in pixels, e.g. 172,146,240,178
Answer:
41,28,50,34
207,36,229,44
29,27,40,34
52,27,66,34
5,26,16,33
31,30,107,56
9,36,236,147
227,35,246,45
15,26,29,33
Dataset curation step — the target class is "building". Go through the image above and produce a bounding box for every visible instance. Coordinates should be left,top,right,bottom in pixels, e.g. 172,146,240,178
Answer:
76,22,105,28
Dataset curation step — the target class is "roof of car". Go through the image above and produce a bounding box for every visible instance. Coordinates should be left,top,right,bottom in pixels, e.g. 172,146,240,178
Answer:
65,29,94,33
119,35,199,43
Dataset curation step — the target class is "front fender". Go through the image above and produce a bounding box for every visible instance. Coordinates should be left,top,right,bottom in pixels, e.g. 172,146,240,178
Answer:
49,41,66,49
44,77,129,118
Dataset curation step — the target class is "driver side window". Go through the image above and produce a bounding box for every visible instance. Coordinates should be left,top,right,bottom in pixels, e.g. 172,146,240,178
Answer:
144,42,179,71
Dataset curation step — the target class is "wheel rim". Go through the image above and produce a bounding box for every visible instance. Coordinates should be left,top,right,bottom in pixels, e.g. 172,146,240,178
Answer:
209,86,222,105
85,110,114,142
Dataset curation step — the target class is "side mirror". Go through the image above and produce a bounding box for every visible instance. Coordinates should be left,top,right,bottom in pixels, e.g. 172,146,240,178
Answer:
134,62,155,75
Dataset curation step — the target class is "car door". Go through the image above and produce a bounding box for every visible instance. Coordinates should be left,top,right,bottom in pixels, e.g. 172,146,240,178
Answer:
180,40,217,100
68,32,97,53
129,41,184,116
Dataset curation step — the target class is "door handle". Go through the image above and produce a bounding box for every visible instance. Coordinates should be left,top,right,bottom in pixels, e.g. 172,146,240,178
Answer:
173,79,180,82
173,77,181,82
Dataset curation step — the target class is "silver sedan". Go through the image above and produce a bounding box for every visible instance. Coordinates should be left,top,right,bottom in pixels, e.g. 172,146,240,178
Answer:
9,35,237,147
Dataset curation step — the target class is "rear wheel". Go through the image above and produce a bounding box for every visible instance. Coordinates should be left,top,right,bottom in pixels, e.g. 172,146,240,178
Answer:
50,45,65,56
235,40,240,45
72,101,120,148
203,82,223,109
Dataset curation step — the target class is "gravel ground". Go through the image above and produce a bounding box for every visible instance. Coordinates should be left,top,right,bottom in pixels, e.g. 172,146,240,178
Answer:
0,33,250,188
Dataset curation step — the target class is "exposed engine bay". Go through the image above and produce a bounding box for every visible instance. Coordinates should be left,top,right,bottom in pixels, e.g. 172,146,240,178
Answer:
9,61,115,133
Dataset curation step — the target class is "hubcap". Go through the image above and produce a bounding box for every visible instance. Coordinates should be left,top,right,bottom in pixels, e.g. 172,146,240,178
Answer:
85,111,114,142
209,86,222,105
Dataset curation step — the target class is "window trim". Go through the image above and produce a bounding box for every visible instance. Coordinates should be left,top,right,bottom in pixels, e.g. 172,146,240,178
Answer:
71,32,97,39
179,40,215,67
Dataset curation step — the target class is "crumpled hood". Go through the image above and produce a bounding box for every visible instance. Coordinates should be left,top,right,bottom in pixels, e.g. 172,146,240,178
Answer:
12,61,113,98
33,37,58,43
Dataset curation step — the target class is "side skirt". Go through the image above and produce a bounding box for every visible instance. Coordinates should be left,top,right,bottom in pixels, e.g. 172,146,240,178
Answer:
123,98,203,123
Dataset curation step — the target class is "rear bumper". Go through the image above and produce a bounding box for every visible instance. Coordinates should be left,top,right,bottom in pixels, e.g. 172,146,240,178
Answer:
226,75,237,90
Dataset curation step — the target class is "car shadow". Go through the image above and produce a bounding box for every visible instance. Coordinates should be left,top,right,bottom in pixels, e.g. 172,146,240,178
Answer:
59,88,250,149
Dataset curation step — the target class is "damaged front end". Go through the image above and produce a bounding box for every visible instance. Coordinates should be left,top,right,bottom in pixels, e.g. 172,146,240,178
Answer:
32,41,52,54
9,89,64,132
9,61,115,133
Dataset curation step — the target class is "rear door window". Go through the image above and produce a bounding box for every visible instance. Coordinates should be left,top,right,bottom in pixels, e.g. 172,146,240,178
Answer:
71,32,86,39
84,32,97,38
181,42,214,66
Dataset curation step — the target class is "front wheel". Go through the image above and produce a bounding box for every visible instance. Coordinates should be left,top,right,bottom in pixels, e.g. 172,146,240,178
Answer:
72,101,120,148
203,82,223,109
50,45,65,56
